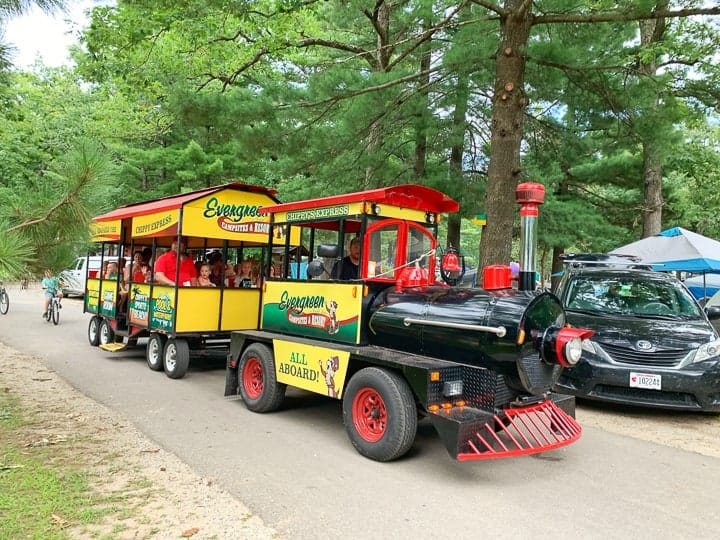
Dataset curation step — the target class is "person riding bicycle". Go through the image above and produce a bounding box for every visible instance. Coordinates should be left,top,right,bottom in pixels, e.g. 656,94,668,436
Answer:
41,268,63,318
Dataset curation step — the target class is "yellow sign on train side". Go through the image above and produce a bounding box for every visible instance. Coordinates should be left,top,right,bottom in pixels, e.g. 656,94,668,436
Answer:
273,340,350,399
182,188,298,244
90,220,121,242
132,210,179,238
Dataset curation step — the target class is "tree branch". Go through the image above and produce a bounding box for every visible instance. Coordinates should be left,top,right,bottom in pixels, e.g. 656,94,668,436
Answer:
534,7,720,25
469,0,506,17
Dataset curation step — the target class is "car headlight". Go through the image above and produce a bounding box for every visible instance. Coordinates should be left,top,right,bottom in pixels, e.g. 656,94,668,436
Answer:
693,338,720,363
581,339,596,354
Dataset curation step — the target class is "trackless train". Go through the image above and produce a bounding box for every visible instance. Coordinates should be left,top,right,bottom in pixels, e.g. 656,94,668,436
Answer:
224,183,593,461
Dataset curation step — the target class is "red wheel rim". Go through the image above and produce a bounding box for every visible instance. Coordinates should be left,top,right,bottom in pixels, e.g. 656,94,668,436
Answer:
352,387,387,442
242,357,263,399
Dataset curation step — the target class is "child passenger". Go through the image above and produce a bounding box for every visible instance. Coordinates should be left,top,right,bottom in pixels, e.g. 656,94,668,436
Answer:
197,263,216,287
235,258,257,288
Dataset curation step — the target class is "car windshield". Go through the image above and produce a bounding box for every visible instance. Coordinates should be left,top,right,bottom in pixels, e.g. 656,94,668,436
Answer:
565,275,703,318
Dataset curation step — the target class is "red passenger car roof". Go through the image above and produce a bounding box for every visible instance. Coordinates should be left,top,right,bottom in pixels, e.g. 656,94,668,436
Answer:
259,184,459,215
93,182,279,222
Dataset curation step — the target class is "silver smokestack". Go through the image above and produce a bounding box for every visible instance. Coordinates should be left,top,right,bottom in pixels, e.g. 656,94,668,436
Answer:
516,183,545,291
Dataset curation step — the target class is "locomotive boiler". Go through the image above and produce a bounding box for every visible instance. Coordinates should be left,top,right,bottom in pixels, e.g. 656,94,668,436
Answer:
226,182,592,462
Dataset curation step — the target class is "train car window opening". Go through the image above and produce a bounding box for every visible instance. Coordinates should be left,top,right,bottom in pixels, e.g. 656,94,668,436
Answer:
406,224,435,277
365,220,401,281
268,216,366,282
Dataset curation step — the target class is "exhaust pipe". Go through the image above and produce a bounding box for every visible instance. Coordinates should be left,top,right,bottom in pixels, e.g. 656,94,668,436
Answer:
516,183,545,291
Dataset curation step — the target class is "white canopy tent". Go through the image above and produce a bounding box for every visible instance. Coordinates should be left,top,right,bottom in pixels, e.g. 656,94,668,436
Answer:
610,227,720,300
610,227,720,273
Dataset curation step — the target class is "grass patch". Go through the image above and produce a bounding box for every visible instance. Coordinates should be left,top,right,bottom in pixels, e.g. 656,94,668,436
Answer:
0,392,115,539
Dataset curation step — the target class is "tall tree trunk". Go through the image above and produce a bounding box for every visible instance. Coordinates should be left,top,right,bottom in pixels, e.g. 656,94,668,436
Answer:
551,176,571,291
642,142,664,237
364,1,391,188
480,0,533,270
639,1,668,237
413,17,432,181
447,68,470,251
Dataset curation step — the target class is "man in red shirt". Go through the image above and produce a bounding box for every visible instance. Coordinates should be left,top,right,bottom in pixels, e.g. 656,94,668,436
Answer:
154,237,197,286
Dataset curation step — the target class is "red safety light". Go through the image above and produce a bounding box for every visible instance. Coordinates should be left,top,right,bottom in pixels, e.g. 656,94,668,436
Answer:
482,265,512,290
555,327,594,368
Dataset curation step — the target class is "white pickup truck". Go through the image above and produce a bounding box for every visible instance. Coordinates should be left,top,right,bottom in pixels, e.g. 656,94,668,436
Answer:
60,256,120,297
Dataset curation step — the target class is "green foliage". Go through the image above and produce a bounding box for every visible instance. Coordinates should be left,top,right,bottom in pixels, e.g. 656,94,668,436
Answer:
0,223,34,278
2,0,720,272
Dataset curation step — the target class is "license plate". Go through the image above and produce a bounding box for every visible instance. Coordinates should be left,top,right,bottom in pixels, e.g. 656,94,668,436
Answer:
629,372,661,390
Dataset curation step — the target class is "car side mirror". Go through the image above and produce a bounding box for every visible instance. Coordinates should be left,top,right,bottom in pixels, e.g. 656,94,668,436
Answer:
704,306,720,320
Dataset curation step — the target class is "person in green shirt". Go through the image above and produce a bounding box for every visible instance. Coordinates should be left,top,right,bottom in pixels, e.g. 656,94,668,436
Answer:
41,268,63,318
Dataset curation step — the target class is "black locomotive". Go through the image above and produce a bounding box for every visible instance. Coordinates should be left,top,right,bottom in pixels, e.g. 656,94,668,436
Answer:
225,183,592,461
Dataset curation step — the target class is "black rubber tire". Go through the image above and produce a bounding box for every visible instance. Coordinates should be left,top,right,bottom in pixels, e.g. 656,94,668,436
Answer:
238,343,286,413
51,300,60,325
146,333,166,371
99,319,115,345
88,316,101,346
163,338,190,379
0,290,8,314
342,367,417,462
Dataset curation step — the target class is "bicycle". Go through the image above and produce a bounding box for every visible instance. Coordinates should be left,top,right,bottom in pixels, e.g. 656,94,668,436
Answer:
0,280,8,315
44,292,61,325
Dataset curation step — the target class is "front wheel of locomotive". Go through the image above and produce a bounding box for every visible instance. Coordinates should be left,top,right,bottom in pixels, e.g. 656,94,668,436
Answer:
342,367,417,462
238,343,286,413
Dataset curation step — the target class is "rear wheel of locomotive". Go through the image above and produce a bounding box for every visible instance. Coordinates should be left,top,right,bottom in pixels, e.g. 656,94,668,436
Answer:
146,333,167,371
163,338,190,379
0,290,9,314
342,367,417,462
238,343,286,413
99,319,115,345
88,316,101,346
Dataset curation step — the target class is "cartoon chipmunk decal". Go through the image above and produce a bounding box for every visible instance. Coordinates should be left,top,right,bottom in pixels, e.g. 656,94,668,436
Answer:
318,356,341,398
325,300,339,334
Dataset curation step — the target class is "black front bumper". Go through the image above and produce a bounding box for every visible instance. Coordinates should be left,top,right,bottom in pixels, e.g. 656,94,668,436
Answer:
555,357,720,412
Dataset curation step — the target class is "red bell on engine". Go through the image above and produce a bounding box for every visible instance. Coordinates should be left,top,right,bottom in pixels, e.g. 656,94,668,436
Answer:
442,251,462,273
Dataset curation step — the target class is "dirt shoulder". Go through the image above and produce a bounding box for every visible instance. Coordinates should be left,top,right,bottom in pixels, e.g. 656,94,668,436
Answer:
0,341,280,540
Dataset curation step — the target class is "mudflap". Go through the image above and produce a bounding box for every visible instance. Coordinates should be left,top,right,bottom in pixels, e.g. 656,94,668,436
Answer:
428,399,582,461
224,333,248,397
224,352,240,397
